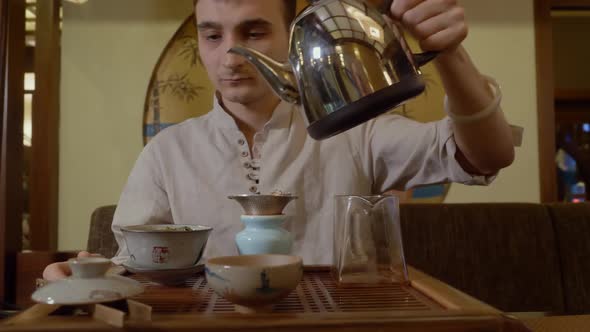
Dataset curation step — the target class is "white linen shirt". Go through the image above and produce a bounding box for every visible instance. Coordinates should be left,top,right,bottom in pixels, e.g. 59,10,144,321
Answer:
112,97,493,264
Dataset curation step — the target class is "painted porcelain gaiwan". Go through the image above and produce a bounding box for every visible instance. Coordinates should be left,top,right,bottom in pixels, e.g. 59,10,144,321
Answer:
205,254,303,313
121,224,212,270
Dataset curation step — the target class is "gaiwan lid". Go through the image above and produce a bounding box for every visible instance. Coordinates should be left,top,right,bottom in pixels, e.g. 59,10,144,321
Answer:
32,257,144,305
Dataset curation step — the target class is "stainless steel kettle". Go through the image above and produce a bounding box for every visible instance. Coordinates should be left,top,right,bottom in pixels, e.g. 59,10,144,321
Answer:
229,0,437,140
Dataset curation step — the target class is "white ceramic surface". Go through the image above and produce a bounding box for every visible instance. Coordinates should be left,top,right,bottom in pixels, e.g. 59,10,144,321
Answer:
205,255,303,311
121,224,212,270
123,263,204,286
32,257,143,305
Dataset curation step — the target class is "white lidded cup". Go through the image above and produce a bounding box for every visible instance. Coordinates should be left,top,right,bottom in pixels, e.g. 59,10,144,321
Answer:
121,224,212,270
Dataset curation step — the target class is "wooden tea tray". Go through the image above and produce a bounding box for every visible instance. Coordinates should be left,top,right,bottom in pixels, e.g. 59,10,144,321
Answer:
1,266,531,332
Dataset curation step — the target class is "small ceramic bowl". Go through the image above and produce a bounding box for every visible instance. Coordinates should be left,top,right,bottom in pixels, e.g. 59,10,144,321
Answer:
121,224,212,270
205,254,303,313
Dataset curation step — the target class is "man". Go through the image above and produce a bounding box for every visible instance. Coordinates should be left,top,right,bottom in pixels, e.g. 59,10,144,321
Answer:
44,0,515,280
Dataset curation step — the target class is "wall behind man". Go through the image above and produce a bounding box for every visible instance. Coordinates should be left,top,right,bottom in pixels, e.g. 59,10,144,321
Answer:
59,0,194,250
445,0,539,203
59,0,539,250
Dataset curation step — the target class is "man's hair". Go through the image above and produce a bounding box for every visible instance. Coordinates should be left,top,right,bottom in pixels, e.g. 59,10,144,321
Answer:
282,0,297,27
194,0,298,28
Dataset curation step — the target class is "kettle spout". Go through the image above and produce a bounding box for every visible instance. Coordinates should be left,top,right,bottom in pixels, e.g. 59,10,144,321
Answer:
228,45,299,104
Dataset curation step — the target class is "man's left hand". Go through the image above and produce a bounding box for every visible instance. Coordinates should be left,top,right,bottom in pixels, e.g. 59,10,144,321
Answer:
387,0,468,53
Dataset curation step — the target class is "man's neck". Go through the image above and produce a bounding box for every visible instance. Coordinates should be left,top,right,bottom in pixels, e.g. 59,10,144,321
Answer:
220,94,281,145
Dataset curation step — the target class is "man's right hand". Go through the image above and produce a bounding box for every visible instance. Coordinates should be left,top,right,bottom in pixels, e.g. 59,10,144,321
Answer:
42,251,100,281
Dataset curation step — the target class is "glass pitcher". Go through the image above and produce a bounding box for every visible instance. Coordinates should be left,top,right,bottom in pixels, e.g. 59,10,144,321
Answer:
333,195,408,285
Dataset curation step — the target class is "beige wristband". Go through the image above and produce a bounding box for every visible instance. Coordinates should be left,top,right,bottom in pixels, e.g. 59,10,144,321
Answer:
443,76,502,124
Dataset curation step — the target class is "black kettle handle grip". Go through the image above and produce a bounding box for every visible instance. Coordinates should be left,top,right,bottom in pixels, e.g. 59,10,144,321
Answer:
379,0,439,67
413,51,438,67
380,0,394,14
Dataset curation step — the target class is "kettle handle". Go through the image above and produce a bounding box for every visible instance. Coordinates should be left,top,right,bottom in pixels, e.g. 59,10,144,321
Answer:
379,0,394,14
380,0,439,67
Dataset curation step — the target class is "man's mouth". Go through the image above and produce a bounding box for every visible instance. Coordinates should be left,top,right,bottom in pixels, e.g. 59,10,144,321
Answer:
221,77,252,83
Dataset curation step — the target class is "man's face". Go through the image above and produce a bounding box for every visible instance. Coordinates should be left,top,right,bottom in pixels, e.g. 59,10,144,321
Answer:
195,0,290,105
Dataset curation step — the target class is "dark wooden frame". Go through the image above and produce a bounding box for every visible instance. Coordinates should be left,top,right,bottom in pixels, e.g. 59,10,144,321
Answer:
29,0,61,251
536,0,590,202
551,0,590,9
0,0,8,307
535,0,558,202
555,89,590,124
0,0,25,305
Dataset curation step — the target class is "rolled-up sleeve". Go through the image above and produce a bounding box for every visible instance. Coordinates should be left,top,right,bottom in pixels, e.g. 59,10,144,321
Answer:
358,114,495,193
111,141,173,258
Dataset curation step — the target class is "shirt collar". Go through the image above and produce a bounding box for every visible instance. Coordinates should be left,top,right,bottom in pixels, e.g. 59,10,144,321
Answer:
210,93,238,129
210,93,294,132
264,98,293,131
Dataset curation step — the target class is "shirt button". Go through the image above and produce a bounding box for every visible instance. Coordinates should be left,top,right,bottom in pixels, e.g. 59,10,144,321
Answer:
238,139,245,145
249,186,258,193
241,151,249,158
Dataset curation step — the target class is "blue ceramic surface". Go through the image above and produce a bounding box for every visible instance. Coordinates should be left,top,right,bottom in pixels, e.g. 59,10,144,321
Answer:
235,215,293,255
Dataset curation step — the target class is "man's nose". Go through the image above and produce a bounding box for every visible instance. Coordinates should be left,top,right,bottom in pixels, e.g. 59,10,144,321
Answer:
222,52,248,69
222,36,247,69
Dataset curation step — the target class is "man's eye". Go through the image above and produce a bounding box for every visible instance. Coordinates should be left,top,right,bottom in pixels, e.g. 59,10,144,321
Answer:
248,32,267,39
206,34,221,42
